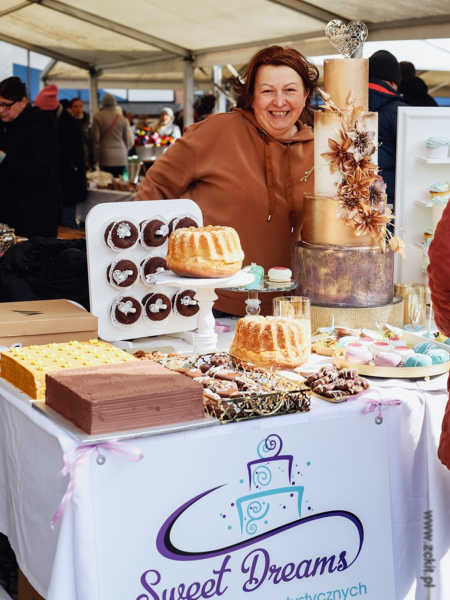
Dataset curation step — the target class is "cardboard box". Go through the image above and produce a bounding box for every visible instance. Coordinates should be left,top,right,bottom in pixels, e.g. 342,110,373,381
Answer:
0,299,98,346
18,569,44,600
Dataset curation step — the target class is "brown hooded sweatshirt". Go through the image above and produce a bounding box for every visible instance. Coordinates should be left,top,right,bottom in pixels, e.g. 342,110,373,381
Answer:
136,108,314,315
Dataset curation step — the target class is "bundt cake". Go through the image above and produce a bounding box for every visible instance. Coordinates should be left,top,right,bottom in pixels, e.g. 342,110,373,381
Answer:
229,316,311,369
166,225,244,278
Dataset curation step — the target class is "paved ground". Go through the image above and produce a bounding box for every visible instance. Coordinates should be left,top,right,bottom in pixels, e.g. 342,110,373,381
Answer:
0,535,17,600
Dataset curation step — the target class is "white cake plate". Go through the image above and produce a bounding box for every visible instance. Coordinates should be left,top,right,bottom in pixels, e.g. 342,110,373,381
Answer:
157,270,254,353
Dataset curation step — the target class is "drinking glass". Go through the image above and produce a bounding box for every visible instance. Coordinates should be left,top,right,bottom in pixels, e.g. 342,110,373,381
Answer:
394,283,427,331
272,296,311,363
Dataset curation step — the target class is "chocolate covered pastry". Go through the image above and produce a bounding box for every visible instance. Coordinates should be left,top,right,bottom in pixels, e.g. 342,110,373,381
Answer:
142,292,171,322
140,255,167,285
111,296,142,327
105,220,139,251
107,257,139,289
169,216,198,233
140,218,169,249
306,365,368,398
173,289,199,318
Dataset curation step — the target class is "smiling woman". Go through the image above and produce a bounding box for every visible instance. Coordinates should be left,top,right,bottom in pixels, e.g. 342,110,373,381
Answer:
136,47,319,316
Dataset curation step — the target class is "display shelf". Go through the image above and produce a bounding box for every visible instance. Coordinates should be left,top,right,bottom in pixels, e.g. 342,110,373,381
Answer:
414,199,433,208
413,240,424,249
415,156,450,164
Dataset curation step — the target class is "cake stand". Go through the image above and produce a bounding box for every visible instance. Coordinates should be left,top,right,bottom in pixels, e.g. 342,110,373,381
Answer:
223,277,298,316
154,270,254,353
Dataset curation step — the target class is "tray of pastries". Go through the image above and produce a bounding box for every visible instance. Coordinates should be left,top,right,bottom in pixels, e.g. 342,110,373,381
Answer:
133,351,311,422
299,364,370,403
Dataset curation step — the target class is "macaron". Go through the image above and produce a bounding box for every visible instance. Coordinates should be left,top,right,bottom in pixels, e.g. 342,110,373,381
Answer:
403,354,432,368
424,348,450,364
374,352,402,367
413,342,438,354
358,336,375,347
386,336,404,348
370,341,391,357
336,336,359,347
391,346,414,360
344,342,368,355
345,347,372,365
268,267,292,282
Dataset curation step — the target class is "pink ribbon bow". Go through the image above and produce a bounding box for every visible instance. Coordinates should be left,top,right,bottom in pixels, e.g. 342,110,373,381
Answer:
51,441,143,527
214,321,230,334
346,388,401,421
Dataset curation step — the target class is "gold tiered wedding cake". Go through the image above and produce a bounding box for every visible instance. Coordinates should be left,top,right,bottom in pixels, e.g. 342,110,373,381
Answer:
293,20,405,308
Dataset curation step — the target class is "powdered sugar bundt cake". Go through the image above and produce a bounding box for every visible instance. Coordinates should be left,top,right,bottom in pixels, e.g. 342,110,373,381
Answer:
166,226,244,278
229,316,311,369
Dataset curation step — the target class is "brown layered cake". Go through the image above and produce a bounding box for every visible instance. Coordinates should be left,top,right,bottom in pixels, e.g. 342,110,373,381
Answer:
292,52,402,307
0,340,136,400
45,361,204,434
167,225,244,278
229,316,310,369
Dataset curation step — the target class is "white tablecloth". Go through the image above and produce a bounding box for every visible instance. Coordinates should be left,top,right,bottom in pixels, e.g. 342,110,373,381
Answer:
0,374,449,599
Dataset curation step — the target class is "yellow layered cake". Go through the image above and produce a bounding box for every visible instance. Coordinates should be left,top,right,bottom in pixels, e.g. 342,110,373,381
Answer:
0,339,136,400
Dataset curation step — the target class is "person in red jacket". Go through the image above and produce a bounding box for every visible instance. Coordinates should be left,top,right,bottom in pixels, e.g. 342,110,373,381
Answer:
428,203,450,469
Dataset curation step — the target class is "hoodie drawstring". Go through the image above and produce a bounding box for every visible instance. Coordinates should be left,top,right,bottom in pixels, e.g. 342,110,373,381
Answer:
284,143,296,233
264,140,276,222
264,137,296,233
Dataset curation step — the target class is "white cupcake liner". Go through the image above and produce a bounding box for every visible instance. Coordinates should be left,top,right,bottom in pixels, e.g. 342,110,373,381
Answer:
426,145,449,158
142,291,173,326
103,217,139,252
107,254,139,290
172,288,198,318
139,214,169,250
140,252,168,286
110,295,142,329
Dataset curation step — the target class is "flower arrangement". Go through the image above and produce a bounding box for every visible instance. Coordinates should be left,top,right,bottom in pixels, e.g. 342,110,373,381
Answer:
135,129,175,147
319,89,406,261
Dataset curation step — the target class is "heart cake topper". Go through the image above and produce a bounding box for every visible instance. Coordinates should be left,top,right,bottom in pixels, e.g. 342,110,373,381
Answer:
325,20,368,58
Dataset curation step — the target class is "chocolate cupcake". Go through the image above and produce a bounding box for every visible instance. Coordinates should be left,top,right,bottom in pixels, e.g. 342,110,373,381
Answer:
168,215,198,233
140,255,167,285
140,218,169,249
173,289,199,318
105,220,139,251
142,292,172,322
111,296,142,328
107,257,139,289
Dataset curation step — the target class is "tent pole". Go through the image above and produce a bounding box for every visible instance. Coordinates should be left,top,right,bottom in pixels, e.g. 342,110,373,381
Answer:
89,69,99,123
213,65,226,113
184,58,195,127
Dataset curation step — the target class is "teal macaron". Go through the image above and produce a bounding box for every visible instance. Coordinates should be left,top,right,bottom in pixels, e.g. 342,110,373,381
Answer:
413,342,438,354
403,354,433,367
424,348,450,364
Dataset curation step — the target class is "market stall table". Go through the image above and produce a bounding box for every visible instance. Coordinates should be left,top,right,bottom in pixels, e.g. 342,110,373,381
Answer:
0,339,450,600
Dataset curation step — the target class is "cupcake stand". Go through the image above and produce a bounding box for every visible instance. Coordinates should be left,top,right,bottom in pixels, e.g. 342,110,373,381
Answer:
223,277,298,315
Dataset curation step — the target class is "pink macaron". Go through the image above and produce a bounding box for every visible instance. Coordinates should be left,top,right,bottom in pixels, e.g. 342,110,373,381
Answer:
374,352,402,367
370,341,391,357
345,347,372,365
358,336,375,347
386,336,404,348
344,342,368,355
391,346,414,360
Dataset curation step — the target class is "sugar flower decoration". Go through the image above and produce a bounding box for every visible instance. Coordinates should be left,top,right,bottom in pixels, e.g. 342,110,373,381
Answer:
346,120,376,161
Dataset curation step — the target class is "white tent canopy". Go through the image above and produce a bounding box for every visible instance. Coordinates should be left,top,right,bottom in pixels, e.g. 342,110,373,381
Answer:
1,0,450,121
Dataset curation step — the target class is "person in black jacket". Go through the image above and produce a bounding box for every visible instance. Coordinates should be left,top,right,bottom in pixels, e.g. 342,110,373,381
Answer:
368,50,407,211
399,61,438,107
0,77,59,238
34,84,87,229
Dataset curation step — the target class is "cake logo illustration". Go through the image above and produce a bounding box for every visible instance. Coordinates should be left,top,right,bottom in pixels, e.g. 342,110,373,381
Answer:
156,434,364,564
236,434,303,536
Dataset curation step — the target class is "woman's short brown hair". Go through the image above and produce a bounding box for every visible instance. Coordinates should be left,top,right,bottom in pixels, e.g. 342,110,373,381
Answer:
231,46,318,113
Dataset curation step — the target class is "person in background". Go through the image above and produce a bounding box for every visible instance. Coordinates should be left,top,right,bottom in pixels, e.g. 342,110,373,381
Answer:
34,84,87,229
399,61,438,107
0,77,59,238
368,50,407,212
154,107,181,140
194,94,216,122
69,97,91,169
91,93,134,177
427,204,450,471
174,109,184,131
125,111,137,156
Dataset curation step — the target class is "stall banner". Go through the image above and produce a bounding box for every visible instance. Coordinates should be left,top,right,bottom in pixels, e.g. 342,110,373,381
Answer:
92,414,396,600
